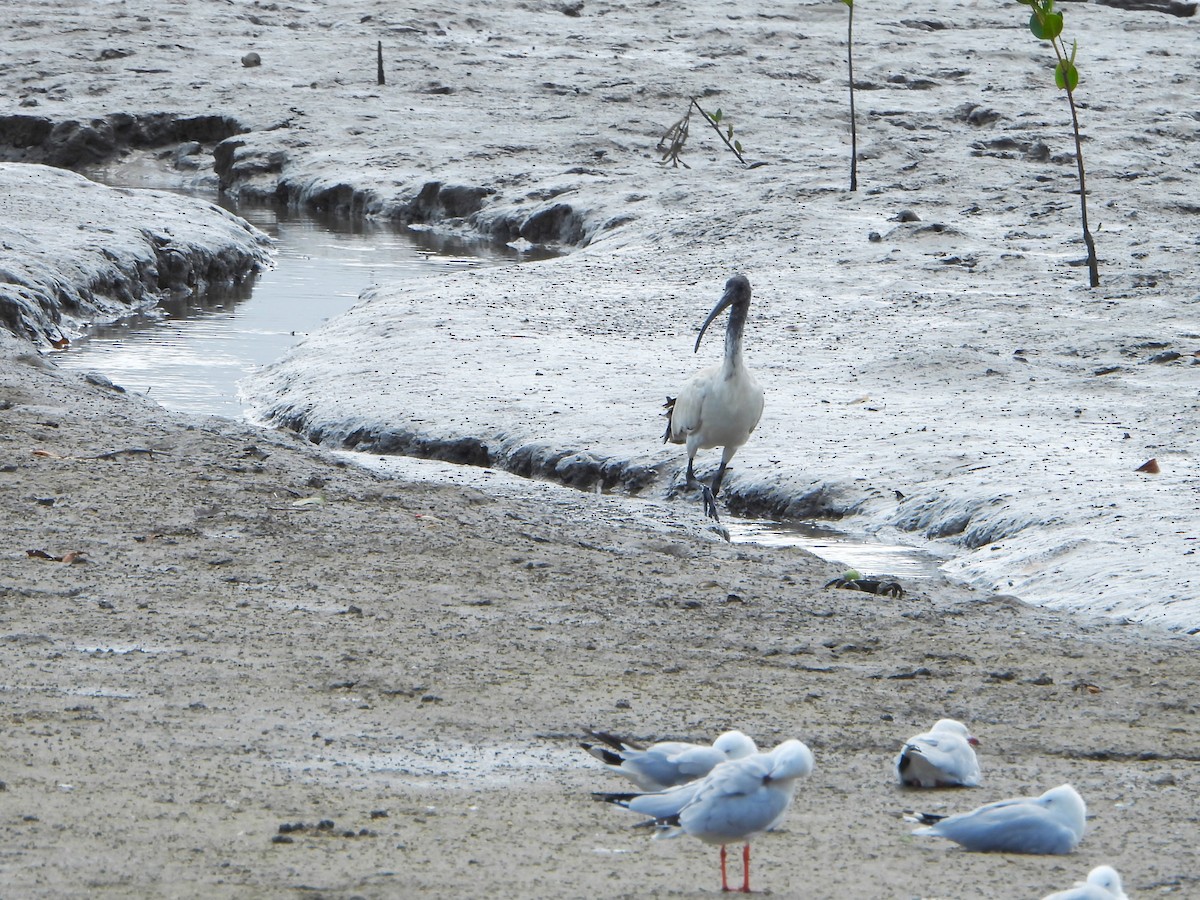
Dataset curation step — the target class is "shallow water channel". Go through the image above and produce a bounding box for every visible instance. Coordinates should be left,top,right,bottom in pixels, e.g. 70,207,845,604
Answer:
54,198,545,417
55,176,941,580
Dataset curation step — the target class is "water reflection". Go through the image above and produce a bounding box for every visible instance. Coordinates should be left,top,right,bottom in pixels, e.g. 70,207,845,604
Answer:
54,187,554,418
726,519,942,579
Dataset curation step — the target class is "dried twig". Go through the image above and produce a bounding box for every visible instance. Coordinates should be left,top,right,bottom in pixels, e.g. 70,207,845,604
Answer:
657,111,692,168
657,97,750,168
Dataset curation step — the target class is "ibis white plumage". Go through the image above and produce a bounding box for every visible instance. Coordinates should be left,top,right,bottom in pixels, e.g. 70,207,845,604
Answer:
664,274,764,521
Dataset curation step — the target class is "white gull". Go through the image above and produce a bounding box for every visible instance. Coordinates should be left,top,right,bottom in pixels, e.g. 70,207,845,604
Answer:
1042,865,1128,900
895,718,982,788
581,727,758,791
911,783,1086,854
596,738,814,893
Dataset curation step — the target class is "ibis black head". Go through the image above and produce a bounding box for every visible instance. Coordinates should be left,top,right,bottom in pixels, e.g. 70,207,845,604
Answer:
695,274,752,353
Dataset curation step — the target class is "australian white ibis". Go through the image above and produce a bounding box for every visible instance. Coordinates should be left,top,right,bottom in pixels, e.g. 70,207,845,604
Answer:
595,738,814,893
663,274,764,521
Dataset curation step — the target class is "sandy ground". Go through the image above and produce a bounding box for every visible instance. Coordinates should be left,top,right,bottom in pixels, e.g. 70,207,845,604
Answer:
2,0,1200,897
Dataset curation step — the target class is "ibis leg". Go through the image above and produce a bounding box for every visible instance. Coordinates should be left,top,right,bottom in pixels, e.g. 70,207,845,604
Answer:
702,459,729,521
686,457,722,522
711,459,729,498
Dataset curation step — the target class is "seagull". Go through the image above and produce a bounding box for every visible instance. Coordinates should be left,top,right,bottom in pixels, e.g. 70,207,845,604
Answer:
895,718,982,788
1042,865,1128,900
596,738,814,893
911,783,1086,854
663,274,764,522
580,727,759,792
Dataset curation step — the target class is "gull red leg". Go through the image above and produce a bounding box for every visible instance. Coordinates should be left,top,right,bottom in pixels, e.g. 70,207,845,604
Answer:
740,842,751,893
720,844,730,892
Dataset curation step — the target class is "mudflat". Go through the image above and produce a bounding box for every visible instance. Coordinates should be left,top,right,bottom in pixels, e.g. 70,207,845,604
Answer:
2,332,1198,898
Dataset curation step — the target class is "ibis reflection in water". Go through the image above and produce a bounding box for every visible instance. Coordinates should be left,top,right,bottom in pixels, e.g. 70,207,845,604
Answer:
663,274,765,522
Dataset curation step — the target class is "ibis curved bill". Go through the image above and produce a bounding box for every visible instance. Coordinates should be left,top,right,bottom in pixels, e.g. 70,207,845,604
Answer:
663,274,764,522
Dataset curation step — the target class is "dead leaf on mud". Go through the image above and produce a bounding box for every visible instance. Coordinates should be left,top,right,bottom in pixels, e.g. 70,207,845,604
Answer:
1136,458,1160,474
32,449,70,459
26,548,87,564
1072,681,1102,694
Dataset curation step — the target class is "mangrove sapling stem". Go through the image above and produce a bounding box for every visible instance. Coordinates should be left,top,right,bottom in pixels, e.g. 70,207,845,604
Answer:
1021,0,1100,287
1051,41,1099,287
843,0,858,191
691,97,747,165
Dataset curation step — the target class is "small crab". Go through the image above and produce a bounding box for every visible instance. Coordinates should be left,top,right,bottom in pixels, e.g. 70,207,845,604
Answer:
824,573,905,598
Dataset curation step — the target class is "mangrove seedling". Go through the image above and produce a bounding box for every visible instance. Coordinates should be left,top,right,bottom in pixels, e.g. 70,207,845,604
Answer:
1018,0,1100,287
840,0,858,191
658,97,747,168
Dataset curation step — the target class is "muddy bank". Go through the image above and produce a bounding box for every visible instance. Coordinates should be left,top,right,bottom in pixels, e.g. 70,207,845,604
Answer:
0,163,270,343
0,112,604,251
0,112,244,168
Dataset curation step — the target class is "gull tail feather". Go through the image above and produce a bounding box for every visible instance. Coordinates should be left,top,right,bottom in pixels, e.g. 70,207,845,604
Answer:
582,727,643,752
592,791,640,806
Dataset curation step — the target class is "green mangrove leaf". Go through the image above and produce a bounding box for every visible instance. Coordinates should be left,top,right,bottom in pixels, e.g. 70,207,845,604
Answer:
840,0,853,7
1029,10,1063,40
1055,59,1079,90
711,109,723,124
726,125,734,139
